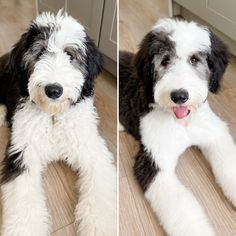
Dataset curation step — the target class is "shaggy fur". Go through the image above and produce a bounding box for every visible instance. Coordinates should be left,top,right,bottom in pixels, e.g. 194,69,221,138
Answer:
0,11,116,236
120,18,232,236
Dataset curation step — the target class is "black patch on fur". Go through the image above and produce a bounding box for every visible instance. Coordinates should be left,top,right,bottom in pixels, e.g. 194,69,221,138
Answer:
207,31,230,93
134,31,175,103
77,35,103,102
119,31,174,139
0,53,10,105
134,145,159,192
0,23,51,123
1,143,26,184
119,51,150,140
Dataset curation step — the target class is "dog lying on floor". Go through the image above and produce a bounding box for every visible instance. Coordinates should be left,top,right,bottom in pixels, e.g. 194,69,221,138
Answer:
0,11,116,236
120,18,231,235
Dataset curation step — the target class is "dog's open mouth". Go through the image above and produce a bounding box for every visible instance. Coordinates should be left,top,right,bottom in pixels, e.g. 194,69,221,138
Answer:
172,106,191,119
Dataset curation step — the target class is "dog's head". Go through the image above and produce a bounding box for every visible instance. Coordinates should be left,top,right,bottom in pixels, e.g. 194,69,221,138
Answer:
7,11,102,115
134,18,229,120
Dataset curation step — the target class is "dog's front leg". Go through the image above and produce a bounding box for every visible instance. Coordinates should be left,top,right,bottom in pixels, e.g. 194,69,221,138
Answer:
1,147,50,236
67,132,117,236
199,108,236,208
138,110,214,236
134,147,214,236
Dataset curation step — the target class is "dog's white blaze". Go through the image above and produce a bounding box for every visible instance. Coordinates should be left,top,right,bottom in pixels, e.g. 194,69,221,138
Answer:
153,19,211,57
35,11,86,53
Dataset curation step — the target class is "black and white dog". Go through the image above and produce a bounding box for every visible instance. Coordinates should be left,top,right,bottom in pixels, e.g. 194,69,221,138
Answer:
0,12,116,236
120,18,232,235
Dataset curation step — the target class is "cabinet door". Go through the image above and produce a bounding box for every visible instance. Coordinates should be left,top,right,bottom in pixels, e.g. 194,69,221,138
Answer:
174,0,236,41
99,0,117,62
37,0,65,13
67,0,104,46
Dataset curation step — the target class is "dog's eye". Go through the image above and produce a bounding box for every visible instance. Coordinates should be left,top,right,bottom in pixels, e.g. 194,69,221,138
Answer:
161,56,170,67
65,51,74,61
37,51,43,59
190,55,200,65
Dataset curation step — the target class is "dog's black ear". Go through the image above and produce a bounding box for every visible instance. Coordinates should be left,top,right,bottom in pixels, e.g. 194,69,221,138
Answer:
207,31,230,93
134,31,173,103
81,35,103,97
6,23,44,97
6,26,38,97
134,32,156,103
85,35,103,79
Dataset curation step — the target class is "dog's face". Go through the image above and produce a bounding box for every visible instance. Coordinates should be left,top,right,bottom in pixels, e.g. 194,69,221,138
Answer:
134,19,229,120
8,11,102,115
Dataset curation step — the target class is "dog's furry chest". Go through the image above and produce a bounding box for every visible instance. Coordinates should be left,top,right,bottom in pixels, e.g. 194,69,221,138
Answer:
10,98,98,162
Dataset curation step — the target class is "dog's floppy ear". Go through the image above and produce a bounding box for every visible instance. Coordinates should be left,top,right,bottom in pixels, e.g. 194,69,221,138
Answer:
134,31,173,103
207,31,230,93
81,35,103,97
6,27,37,97
134,32,157,103
85,35,103,79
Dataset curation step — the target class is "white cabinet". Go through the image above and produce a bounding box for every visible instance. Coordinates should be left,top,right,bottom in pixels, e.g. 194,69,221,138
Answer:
67,0,104,46
173,0,236,41
99,0,117,62
37,0,65,13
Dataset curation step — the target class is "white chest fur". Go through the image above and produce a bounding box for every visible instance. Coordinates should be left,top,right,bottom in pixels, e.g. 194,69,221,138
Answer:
10,97,99,166
140,101,228,171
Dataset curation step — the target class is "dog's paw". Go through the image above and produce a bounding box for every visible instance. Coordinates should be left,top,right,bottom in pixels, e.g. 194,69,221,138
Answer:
216,165,236,208
75,202,116,236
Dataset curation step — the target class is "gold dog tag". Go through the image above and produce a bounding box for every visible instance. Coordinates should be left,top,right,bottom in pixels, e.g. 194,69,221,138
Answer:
51,115,57,125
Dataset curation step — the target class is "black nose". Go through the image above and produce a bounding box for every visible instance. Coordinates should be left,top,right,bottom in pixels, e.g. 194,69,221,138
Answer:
45,84,63,99
170,89,189,104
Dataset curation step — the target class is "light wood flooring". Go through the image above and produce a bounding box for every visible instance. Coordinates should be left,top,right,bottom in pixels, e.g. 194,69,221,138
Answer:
0,0,117,235
119,0,236,235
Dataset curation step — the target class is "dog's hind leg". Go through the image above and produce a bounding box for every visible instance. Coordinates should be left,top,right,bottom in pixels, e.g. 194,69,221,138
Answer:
1,145,50,236
66,130,117,236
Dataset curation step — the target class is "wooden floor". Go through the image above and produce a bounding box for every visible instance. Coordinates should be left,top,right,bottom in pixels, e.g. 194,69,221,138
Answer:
0,0,117,235
119,0,236,235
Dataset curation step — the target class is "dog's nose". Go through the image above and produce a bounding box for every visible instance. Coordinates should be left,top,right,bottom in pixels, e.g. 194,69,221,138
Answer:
170,89,189,104
45,83,63,99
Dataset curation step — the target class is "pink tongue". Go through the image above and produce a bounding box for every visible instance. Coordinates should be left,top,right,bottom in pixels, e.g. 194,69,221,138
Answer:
173,106,190,119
